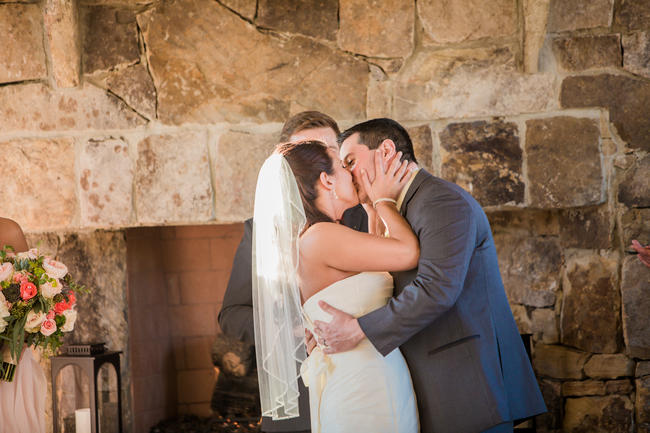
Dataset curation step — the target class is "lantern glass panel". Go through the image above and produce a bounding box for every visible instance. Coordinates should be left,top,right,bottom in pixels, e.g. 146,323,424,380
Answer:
54,364,91,433
97,362,120,433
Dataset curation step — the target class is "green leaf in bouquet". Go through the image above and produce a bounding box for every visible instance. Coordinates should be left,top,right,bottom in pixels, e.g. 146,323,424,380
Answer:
1,246,14,261
10,313,28,362
14,258,29,272
64,274,89,295
36,296,48,314
55,314,65,327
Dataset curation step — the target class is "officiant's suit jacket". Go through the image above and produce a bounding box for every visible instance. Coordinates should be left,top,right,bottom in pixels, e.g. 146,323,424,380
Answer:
218,206,367,432
358,170,546,433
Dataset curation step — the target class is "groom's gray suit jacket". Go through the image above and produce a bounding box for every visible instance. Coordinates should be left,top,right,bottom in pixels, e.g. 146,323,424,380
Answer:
358,170,547,433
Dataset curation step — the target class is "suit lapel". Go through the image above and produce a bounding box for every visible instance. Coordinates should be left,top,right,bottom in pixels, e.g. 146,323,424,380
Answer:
399,169,429,215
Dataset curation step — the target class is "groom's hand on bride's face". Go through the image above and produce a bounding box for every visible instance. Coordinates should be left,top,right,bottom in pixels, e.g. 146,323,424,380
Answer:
313,301,366,354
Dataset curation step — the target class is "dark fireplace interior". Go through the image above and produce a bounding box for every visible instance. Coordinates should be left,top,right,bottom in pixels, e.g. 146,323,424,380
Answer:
126,224,245,432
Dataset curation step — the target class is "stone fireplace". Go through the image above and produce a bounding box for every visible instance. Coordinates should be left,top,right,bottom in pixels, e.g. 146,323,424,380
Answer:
2,0,649,432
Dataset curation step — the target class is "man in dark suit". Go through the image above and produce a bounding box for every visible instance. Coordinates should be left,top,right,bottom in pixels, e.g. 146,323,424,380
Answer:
218,111,365,433
313,118,547,433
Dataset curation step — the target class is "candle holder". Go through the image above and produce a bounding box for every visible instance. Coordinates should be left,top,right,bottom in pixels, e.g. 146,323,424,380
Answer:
51,345,123,433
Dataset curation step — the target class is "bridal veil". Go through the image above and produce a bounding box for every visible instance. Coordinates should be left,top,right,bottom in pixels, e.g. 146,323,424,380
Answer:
252,153,307,420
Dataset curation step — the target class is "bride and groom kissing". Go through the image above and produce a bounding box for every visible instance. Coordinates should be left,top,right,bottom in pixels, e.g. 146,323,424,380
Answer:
218,112,547,433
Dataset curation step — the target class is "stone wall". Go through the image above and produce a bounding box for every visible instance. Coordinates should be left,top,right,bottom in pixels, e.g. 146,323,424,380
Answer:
2,0,649,432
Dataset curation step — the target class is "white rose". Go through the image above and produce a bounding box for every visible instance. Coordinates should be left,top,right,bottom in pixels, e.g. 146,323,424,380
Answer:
25,310,46,333
61,309,77,332
0,291,7,313
0,262,13,282
0,293,9,333
40,280,62,299
16,248,39,260
43,258,68,280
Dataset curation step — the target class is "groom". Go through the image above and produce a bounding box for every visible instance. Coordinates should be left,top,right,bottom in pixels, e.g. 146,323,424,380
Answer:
313,118,547,433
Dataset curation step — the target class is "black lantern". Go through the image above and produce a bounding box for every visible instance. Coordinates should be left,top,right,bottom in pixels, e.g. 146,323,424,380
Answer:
51,344,123,433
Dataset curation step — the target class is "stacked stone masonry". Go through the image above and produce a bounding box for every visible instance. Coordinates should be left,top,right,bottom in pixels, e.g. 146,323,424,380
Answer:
1,0,648,432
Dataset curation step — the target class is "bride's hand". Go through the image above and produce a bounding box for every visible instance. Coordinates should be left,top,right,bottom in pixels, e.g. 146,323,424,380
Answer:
361,151,412,205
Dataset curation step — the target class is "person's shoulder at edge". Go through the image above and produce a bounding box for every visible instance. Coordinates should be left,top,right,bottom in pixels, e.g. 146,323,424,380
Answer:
0,217,23,231
0,217,28,251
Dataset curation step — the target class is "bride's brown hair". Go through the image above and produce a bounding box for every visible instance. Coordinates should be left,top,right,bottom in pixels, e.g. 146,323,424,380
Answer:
275,140,335,230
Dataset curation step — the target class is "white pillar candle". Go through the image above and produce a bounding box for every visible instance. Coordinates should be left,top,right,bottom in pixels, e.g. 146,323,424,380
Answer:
75,408,91,433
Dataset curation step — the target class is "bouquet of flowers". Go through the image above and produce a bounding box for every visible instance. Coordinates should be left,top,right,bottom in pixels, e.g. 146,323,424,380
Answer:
0,247,84,382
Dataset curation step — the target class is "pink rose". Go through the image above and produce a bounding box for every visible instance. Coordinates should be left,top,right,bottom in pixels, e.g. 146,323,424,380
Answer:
40,280,62,299
40,319,57,336
43,258,68,279
13,271,30,284
67,291,76,305
0,263,13,282
46,310,55,320
20,281,37,301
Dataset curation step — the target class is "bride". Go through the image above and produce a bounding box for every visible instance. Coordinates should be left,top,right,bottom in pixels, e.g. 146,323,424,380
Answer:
0,217,47,433
252,141,420,433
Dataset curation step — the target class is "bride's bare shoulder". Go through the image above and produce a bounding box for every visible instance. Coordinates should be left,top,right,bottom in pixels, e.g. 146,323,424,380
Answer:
300,222,347,248
0,217,28,252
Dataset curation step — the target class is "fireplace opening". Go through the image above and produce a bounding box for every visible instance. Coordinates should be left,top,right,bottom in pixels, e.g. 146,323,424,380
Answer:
126,223,246,432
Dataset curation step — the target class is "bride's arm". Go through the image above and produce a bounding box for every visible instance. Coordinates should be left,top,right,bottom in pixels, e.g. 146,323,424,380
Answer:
302,155,419,272
303,214,418,273
361,203,385,236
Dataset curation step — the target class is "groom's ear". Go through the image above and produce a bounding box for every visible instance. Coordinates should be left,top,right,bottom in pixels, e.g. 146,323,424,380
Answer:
379,139,397,161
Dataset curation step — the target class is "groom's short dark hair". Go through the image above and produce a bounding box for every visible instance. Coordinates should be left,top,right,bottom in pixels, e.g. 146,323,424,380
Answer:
279,111,340,142
338,118,418,164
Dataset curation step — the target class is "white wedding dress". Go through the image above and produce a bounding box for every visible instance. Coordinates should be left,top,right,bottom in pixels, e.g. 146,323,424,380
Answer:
0,347,47,433
301,272,419,433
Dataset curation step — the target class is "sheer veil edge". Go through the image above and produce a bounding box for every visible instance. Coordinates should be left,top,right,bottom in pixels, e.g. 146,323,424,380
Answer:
252,154,307,420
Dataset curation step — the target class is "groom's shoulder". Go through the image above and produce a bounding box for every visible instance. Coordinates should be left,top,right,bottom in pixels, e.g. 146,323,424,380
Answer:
413,170,477,205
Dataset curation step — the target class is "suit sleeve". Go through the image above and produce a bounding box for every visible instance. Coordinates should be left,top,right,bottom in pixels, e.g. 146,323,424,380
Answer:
218,219,255,344
358,192,477,356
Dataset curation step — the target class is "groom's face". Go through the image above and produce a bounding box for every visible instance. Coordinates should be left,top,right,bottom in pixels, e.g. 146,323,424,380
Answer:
340,133,376,203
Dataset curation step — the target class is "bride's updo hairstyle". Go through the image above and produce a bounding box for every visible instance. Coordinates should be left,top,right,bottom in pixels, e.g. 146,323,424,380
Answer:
275,140,335,230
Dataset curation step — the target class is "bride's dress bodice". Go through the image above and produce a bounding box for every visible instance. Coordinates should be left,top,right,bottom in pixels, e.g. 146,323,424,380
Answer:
301,272,419,433
303,271,393,325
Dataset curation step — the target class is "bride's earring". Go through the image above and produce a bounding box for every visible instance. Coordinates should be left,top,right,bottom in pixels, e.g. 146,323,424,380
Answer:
331,187,339,200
